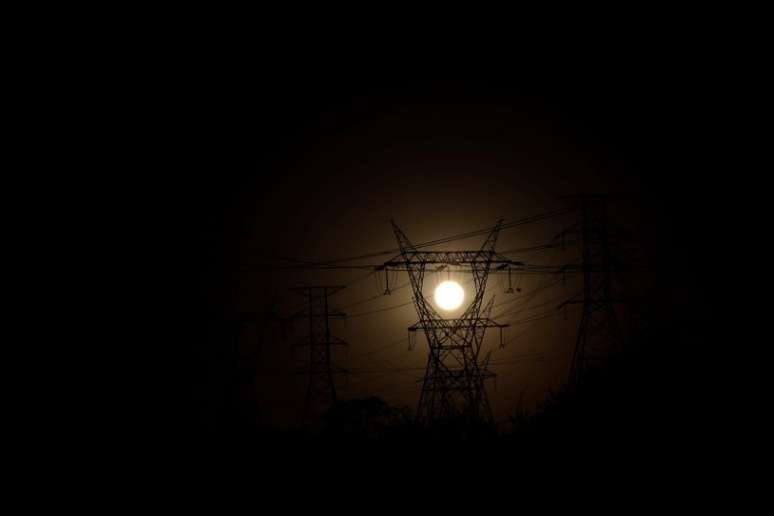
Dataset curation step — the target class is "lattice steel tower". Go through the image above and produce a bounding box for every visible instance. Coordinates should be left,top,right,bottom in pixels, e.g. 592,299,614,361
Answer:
565,196,625,385
291,286,347,425
383,220,518,427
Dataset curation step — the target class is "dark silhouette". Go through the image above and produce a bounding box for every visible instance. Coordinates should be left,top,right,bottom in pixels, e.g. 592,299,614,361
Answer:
321,397,411,441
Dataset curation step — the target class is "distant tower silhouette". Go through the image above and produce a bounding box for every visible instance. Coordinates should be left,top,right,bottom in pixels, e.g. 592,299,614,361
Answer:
383,221,517,428
291,286,347,426
563,196,625,385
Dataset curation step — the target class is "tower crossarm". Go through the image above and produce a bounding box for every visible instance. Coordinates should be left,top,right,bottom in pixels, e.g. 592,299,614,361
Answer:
384,251,520,267
410,318,507,331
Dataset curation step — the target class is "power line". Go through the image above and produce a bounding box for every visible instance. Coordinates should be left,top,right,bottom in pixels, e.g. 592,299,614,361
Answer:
351,337,409,359
348,299,415,318
345,277,477,318
249,208,577,270
497,290,583,321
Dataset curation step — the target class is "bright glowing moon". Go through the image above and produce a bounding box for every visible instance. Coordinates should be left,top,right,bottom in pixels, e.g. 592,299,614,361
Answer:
434,280,464,311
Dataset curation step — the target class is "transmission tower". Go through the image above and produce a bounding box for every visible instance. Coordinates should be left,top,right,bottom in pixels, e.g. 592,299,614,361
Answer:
291,286,347,425
382,220,519,428
560,196,625,385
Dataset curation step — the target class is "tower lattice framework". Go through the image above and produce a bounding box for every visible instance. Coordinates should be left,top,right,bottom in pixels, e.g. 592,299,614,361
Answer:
385,220,518,427
563,196,625,385
291,286,347,425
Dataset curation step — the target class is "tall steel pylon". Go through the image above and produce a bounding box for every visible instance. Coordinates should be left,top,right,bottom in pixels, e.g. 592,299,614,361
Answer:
291,286,347,425
562,196,625,385
382,220,519,427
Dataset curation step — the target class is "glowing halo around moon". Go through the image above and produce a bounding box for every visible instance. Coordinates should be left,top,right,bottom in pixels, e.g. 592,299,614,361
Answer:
434,280,464,311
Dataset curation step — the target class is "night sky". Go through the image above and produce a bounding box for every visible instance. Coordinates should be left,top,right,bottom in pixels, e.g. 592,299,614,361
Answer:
160,60,720,448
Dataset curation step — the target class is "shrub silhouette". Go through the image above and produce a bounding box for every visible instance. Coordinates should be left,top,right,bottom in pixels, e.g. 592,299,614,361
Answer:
321,397,412,440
